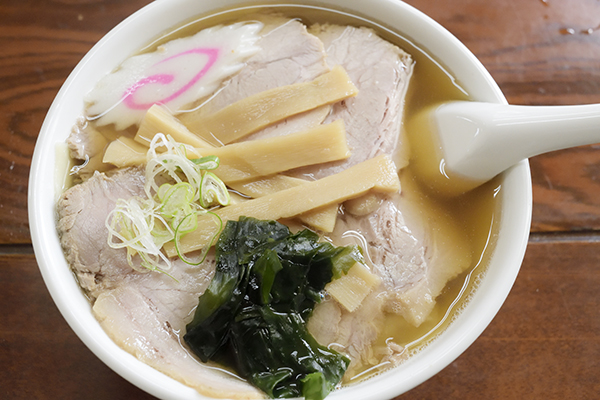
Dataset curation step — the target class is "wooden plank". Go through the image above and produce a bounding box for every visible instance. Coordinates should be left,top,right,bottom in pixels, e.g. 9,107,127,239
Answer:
0,0,152,244
403,0,600,106
4,0,600,399
530,146,600,232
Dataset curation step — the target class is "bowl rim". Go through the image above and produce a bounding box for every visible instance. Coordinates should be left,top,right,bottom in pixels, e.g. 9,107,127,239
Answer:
28,0,532,399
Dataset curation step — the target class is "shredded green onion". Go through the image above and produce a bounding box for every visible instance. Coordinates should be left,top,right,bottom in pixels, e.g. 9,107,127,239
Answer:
105,197,173,273
200,172,230,208
105,133,230,273
191,155,220,170
174,212,223,266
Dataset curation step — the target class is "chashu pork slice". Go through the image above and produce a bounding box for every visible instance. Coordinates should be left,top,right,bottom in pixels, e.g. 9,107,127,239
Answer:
296,23,414,374
57,168,263,399
92,257,264,399
310,24,473,322
180,16,332,142
194,17,329,110
296,23,413,178
57,167,145,299
56,20,340,398
300,24,471,374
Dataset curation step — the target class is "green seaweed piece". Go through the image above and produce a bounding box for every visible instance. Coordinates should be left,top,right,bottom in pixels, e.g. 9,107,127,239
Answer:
184,217,361,399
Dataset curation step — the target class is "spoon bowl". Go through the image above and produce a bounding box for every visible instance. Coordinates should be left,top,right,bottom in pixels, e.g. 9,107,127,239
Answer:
414,101,600,195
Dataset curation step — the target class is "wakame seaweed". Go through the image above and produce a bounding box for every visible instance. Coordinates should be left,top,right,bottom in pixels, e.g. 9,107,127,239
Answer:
184,217,363,400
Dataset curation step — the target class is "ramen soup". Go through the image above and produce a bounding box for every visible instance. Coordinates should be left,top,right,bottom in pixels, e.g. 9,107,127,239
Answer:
55,5,499,400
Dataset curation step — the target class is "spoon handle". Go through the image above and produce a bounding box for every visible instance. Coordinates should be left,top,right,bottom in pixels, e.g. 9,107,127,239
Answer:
435,101,600,182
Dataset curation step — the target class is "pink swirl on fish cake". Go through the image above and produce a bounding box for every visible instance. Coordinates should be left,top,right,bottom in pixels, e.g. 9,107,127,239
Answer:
123,47,220,110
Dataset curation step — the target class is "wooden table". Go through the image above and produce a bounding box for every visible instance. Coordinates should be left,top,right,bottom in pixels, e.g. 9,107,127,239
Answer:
2,0,598,398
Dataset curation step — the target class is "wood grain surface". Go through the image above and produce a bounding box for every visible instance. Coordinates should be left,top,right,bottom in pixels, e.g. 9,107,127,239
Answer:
1,0,599,399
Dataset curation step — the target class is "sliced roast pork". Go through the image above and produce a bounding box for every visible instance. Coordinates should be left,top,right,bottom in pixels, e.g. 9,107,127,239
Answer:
195,18,329,109
57,168,263,399
179,16,332,141
57,167,144,299
308,24,472,325
92,257,264,399
296,24,471,374
294,24,413,179
308,289,406,379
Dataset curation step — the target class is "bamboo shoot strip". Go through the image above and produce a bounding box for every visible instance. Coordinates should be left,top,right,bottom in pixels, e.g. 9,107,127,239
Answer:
104,120,344,231
325,262,381,312
103,120,350,180
181,65,359,144
164,154,400,257
103,137,148,166
107,112,346,230
203,120,349,183
134,104,213,149
229,175,339,232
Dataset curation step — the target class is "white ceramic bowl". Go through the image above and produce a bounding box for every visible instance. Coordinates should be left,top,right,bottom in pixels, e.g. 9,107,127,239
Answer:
28,0,532,399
